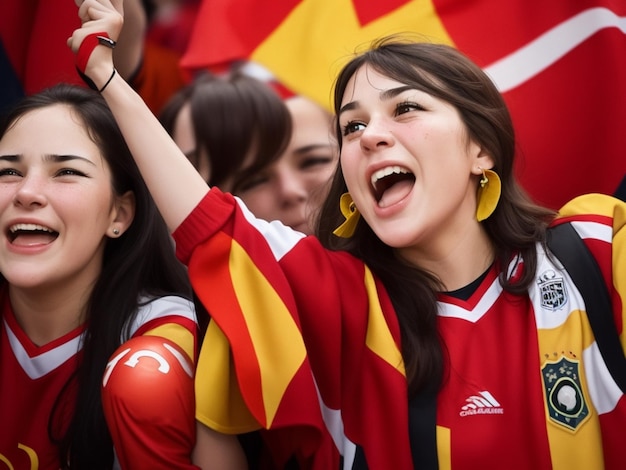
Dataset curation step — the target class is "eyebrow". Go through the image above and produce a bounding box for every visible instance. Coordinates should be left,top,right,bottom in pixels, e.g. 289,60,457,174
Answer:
294,143,333,154
0,154,97,166
339,85,416,116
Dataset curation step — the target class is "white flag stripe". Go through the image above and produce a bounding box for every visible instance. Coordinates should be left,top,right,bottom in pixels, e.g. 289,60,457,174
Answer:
484,7,626,92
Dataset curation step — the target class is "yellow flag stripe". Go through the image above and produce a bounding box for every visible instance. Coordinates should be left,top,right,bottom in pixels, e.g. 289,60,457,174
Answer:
252,0,455,109
363,266,405,375
230,240,307,426
195,321,259,433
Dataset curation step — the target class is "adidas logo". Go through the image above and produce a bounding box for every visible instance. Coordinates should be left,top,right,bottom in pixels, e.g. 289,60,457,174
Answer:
459,391,504,417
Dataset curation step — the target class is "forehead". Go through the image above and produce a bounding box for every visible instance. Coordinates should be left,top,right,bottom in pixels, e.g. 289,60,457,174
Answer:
0,105,105,165
286,97,332,138
341,64,411,106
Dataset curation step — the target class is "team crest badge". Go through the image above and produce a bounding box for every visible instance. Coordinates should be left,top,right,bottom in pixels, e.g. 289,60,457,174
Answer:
541,356,589,431
537,269,568,310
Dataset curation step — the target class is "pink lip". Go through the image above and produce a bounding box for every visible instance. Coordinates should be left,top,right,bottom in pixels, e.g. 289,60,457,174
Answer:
4,237,54,256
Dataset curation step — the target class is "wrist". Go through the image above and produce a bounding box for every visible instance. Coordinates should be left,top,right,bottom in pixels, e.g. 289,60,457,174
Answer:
75,32,117,92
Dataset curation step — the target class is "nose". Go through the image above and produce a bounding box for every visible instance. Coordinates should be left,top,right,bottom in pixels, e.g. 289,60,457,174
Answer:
13,174,48,208
360,116,395,152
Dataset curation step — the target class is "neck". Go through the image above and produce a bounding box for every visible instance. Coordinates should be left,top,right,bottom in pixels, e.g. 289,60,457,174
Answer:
9,282,92,346
401,223,495,292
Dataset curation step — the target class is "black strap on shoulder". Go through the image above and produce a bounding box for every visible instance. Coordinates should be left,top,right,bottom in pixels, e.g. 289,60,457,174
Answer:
547,222,626,393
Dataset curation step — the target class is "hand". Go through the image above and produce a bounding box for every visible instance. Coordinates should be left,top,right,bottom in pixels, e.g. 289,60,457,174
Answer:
67,0,124,88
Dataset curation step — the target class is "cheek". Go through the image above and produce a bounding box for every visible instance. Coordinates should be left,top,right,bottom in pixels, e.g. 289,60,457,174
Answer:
340,156,359,194
238,192,275,220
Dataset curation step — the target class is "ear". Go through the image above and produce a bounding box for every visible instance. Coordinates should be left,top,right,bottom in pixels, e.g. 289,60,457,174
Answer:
108,190,136,238
471,148,496,177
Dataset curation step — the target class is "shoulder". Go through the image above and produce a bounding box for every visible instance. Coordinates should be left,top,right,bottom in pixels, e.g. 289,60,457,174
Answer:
557,193,626,224
102,336,197,467
553,193,626,243
102,335,194,418
129,295,197,335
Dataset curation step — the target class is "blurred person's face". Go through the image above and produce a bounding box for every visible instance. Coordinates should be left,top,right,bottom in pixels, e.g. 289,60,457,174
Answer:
171,103,211,183
237,96,338,234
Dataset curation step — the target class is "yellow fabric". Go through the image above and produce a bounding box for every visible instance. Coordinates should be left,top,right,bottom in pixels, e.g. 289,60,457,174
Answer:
537,310,602,469
144,323,195,364
230,240,307,427
195,321,258,433
251,0,454,110
364,266,405,375
436,426,451,470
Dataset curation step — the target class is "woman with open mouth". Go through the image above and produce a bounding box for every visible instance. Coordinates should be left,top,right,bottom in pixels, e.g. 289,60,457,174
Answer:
0,84,200,469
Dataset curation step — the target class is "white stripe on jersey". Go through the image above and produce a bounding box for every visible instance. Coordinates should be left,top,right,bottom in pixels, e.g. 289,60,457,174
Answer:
5,318,84,379
235,196,306,261
584,341,623,414
571,220,613,243
7,295,195,379
125,295,197,339
438,276,503,323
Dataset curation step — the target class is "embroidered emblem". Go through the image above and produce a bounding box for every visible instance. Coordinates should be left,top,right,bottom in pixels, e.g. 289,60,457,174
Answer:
459,390,504,417
541,356,589,431
537,269,567,310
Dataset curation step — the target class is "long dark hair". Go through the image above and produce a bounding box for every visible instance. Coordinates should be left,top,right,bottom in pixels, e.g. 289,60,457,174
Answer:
0,84,193,468
317,38,555,396
159,70,292,192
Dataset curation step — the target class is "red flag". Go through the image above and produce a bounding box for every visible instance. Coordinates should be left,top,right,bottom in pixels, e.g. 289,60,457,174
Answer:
182,0,626,209
0,0,83,94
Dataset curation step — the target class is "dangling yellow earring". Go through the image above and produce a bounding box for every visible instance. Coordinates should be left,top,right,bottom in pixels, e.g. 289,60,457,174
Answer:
476,168,501,221
333,192,361,238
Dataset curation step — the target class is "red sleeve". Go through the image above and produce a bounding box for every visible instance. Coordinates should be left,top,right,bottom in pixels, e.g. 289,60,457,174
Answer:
102,335,198,469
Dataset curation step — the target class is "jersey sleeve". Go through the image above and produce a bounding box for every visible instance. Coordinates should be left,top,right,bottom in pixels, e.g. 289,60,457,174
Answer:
102,296,199,470
172,188,413,469
102,335,198,470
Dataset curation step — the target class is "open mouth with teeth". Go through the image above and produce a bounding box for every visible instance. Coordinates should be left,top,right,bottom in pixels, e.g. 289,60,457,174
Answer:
9,223,59,246
371,165,416,207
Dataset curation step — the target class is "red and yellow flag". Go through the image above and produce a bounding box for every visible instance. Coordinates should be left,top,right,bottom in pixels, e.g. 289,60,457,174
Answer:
182,0,626,210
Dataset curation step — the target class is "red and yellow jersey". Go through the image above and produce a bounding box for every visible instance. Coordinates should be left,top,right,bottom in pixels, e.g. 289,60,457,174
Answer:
174,189,626,470
0,291,198,470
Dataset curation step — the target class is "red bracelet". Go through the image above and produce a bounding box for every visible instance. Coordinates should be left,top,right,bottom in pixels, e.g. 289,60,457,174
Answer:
75,32,117,92
75,32,116,74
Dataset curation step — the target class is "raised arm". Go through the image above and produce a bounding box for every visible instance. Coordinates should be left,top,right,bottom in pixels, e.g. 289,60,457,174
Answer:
67,0,208,231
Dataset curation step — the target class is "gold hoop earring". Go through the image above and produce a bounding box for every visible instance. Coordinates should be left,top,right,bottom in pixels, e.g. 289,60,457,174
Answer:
476,168,501,221
333,192,361,238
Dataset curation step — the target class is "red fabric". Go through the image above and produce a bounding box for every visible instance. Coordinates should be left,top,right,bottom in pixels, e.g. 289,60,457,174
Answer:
181,0,300,70
175,189,414,469
175,189,626,468
431,0,626,209
0,0,187,114
181,0,626,210
0,0,83,93
102,335,198,470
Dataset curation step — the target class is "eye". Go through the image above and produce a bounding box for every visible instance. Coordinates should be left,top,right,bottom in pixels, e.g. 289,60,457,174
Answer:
395,101,424,115
56,168,88,177
0,168,21,177
300,154,334,171
342,121,366,136
234,173,270,193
